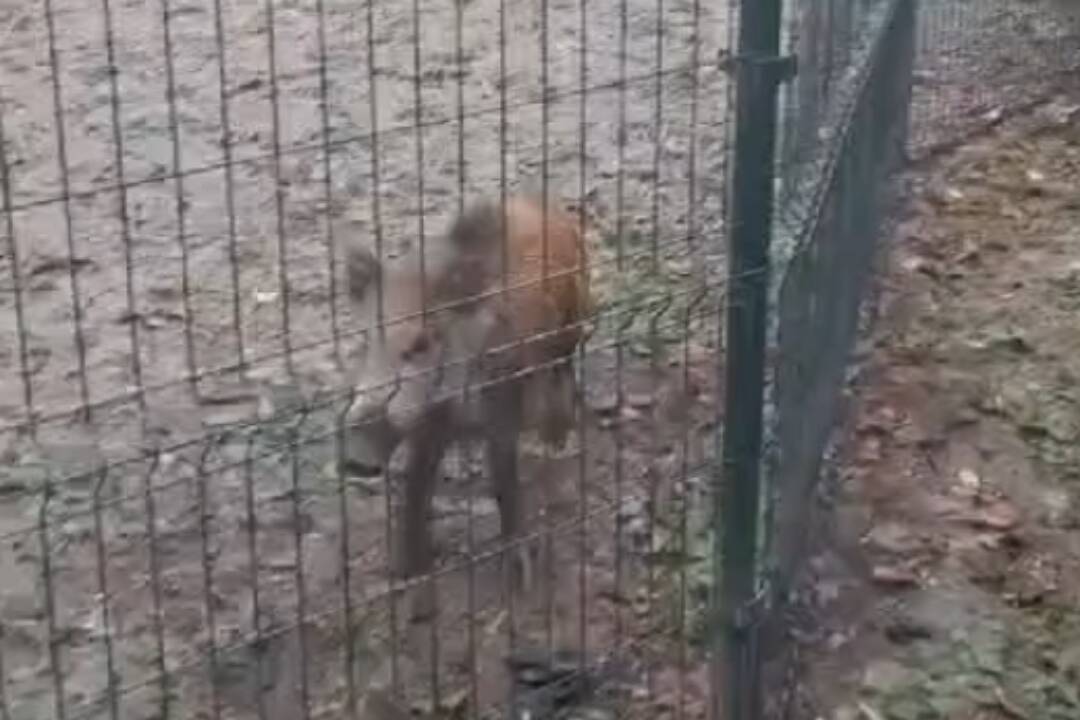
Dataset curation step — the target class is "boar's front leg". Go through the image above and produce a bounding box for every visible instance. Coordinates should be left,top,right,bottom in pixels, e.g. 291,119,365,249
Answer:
397,414,451,582
397,412,452,623
483,381,533,593
538,355,578,448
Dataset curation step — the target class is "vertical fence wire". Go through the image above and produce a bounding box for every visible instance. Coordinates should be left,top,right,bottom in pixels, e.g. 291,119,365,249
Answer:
197,448,224,720
263,0,294,376
334,398,358,715
644,0,667,700
382,425,402,702
496,0,518,702
0,613,9,720
39,480,67,720
41,0,92,418
0,95,34,428
210,0,248,375
314,0,340,365
362,0,401,694
537,0,552,664
243,437,270,720
453,1,481,716
464,436,480,720
408,0,441,705
677,0,703,714
91,468,121,720
612,0,630,670
365,0,387,336
143,456,171,718
105,0,149,403
159,0,196,397
411,0,430,326
575,0,590,681
288,425,313,720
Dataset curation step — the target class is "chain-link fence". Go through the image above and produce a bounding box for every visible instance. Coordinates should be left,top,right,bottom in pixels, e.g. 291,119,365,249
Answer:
713,1,921,716
2,0,1078,718
748,0,1080,717
770,0,917,611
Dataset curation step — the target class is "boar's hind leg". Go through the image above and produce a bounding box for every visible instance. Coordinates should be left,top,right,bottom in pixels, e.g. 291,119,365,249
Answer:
538,355,578,448
483,382,532,591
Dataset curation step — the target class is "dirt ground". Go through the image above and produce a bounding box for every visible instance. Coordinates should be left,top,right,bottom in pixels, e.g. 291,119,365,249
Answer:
0,0,730,718
791,100,1080,719
5,0,1079,719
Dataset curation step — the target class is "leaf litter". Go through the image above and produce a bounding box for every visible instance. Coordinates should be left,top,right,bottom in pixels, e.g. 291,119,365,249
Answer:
794,107,1080,719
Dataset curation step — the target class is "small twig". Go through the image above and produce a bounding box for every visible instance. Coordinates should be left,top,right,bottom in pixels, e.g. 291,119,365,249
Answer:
992,685,1029,720
855,701,885,720
2,14,20,50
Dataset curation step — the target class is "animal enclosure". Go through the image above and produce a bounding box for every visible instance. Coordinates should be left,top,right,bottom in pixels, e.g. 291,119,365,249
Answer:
3,0,1078,718
1,0,730,718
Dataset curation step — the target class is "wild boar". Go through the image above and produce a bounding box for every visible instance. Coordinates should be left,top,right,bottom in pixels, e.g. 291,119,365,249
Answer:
340,194,591,610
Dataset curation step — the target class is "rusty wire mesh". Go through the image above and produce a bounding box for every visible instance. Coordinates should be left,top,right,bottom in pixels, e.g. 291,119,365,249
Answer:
0,0,734,718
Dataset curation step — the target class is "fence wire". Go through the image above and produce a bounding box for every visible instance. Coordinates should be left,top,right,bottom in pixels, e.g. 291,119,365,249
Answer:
2,0,1078,718
1,0,730,719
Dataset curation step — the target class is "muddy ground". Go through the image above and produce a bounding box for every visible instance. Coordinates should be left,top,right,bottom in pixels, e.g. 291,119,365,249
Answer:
0,0,730,718
791,100,1080,719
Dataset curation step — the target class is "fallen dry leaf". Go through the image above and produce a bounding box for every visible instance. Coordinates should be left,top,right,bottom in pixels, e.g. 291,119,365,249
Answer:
871,565,920,589
963,501,1020,531
957,467,981,491
925,493,970,517
856,700,886,720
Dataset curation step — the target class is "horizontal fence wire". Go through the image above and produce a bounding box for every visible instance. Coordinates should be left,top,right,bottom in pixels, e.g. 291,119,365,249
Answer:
1,1,732,719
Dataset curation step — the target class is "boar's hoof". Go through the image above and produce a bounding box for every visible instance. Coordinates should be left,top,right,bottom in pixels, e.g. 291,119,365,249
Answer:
339,458,383,478
408,582,437,623
508,544,536,596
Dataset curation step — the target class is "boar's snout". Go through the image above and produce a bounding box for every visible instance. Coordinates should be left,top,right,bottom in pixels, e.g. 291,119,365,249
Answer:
340,386,401,477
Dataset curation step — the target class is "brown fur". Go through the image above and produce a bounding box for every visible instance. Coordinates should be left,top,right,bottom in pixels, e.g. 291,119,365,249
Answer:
341,194,591,617
441,194,591,443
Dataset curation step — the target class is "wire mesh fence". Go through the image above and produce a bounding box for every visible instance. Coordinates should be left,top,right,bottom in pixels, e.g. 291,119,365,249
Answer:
769,0,917,597
1,0,732,718
2,0,1078,718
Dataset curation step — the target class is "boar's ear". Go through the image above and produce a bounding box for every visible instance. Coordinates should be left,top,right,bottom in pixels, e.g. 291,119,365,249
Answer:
346,244,381,302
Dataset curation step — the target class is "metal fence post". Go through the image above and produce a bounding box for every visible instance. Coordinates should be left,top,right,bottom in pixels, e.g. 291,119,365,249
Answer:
714,0,787,717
